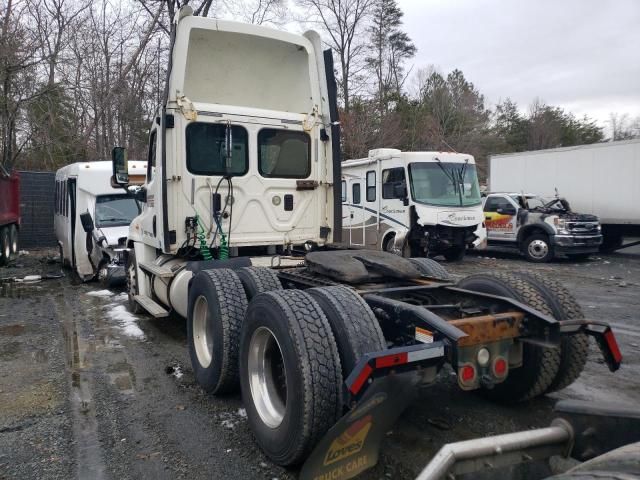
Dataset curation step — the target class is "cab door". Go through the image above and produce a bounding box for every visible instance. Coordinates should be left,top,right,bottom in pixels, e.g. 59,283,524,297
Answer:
483,195,518,241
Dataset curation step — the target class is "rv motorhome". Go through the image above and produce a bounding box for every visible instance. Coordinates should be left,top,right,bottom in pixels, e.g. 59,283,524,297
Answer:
341,149,486,260
54,161,145,284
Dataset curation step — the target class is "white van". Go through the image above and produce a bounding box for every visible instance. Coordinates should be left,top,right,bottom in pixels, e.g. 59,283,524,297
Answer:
54,161,146,284
341,149,486,261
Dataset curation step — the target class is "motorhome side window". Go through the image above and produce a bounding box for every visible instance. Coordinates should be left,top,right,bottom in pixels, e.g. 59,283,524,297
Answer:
147,130,157,181
258,129,311,178
366,171,375,202
186,123,248,176
484,196,513,212
382,168,406,199
341,181,347,202
55,181,59,214
352,183,361,204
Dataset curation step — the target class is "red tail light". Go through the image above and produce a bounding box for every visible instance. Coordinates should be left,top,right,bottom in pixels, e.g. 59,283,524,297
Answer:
493,357,508,377
459,364,476,383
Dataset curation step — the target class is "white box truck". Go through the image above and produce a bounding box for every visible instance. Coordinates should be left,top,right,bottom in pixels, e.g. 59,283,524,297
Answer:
489,139,640,251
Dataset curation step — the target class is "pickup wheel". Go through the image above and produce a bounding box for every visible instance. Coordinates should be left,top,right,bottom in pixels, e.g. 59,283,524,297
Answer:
237,266,282,300
457,273,561,402
239,290,342,465
523,233,554,262
188,268,248,394
513,272,589,393
308,285,386,376
409,257,452,281
125,251,144,314
0,226,11,265
443,245,466,262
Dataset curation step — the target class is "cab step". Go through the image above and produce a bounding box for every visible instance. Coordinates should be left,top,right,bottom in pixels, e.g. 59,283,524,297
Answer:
139,261,175,278
134,295,169,318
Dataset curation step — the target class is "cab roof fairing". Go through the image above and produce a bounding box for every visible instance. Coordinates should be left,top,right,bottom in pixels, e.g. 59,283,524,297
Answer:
167,16,329,122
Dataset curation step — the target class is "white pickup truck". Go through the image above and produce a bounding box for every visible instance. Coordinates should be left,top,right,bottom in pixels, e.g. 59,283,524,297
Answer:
483,192,603,262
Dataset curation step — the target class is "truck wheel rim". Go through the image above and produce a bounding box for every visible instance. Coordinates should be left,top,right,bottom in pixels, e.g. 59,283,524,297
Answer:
11,231,17,254
248,326,287,429
528,239,549,259
193,295,213,368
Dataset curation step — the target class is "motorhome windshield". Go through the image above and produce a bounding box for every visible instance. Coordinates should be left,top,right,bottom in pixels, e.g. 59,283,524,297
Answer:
409,162,481,207
95,195,140,227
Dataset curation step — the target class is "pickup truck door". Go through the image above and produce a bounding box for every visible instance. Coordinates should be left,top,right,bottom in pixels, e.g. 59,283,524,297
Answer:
483,195,518,241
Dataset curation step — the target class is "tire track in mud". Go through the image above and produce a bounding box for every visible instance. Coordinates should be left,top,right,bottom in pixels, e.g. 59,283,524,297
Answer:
54,292,108,480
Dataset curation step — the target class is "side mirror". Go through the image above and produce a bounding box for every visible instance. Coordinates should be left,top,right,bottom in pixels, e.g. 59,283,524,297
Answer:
112,146,129,186
79,212,94,233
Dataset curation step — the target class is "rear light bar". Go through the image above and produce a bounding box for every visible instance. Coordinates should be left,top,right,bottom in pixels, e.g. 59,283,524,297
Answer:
346,342,445,397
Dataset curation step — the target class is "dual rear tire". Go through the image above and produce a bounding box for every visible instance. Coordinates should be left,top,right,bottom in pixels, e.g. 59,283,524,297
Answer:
457,272,589,402
0,224,17,266
187,267,386,466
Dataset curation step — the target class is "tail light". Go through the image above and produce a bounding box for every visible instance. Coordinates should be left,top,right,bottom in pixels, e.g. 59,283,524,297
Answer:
458,364,477,387
493,357,508,377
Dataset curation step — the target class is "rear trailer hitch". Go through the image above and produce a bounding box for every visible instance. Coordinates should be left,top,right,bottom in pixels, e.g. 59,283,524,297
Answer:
416,399,640,480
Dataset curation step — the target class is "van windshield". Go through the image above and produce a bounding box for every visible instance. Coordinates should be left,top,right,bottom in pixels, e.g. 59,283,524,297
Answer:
95,195,140,227
409,162,481,207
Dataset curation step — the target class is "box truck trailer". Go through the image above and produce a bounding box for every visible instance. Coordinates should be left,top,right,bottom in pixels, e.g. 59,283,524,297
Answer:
489,139,640,251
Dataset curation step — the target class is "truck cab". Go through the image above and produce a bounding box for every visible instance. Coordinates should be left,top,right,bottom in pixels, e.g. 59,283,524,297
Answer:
483,192,603,262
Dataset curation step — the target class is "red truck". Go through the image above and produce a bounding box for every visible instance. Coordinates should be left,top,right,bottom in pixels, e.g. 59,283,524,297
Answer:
0,167,19,265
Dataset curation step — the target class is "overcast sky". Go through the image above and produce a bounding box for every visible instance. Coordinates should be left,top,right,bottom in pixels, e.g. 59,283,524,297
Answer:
397,0,640,128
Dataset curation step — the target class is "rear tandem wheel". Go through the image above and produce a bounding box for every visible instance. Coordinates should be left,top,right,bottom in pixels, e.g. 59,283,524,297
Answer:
513,272,589,393
239,289,342,466
457,273,561,402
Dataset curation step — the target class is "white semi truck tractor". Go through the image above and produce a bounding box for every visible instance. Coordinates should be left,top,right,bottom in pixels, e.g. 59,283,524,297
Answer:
111,9,622,480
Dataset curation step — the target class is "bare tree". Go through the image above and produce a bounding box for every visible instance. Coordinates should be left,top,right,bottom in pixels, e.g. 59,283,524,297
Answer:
296,0,374,112
608,112,640,141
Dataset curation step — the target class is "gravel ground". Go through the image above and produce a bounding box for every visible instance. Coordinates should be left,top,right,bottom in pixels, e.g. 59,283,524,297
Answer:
1,247,638,480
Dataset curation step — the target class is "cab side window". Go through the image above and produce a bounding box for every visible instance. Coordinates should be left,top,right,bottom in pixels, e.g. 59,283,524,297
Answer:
382,167,406,199
484,196,514,213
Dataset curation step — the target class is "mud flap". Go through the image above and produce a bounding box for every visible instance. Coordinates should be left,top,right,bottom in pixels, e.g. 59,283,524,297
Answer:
299,372,420,480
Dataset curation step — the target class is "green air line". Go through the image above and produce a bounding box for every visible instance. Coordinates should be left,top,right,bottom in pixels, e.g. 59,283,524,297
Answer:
218,231,229,260
195,214,213,260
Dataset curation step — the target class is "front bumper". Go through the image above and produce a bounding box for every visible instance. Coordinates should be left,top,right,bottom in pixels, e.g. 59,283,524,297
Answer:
553,234,603,254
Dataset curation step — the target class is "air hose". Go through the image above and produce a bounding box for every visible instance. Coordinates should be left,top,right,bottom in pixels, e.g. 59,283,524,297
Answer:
214,216,229,260
195,215,213,260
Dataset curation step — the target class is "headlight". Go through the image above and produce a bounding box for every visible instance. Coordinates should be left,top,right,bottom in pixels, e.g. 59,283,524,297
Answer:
554,218,569,234
597,224,602,232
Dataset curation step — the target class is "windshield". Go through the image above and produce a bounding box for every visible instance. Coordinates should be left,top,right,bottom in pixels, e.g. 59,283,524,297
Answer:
409,162,481,207
95,195,140,228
